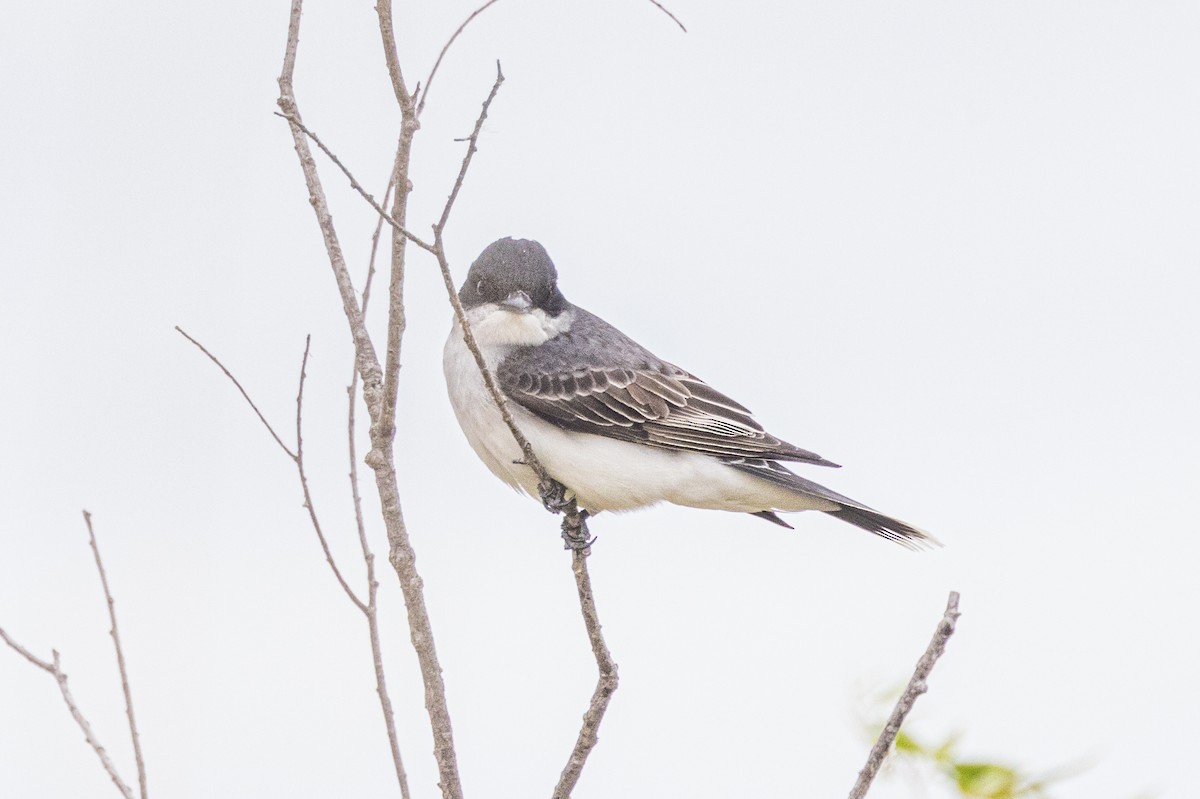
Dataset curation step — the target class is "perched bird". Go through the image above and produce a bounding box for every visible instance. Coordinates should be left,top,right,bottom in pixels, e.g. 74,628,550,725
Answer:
443,237,937,549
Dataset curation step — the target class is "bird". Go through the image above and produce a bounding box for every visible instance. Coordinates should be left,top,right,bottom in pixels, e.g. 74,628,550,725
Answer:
443,237,937,550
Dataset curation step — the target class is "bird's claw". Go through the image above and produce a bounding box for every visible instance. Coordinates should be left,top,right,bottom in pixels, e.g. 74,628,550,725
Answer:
538,479,570,514
561,510,595,552
537,479,596,551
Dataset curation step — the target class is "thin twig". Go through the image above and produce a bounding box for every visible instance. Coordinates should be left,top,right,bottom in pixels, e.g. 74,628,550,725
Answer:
849,591,962,799
416,0,503,116
645,0,688,33
174,326,295,459
0,628,135,799
294,336,369,611
552,551,620,798
363,179,396,319
273,113,434,253
83,512,149,799
435,61,504,236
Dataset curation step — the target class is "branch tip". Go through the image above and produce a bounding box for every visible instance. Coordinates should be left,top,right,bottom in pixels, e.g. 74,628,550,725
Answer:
848,590,962,799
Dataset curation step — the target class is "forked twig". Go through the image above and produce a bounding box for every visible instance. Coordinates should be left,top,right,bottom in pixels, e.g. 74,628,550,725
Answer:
0,633,135,799
176,328,366,610
178,326,413,796
849,591,962,799
1,513,148,799
84,511,149,799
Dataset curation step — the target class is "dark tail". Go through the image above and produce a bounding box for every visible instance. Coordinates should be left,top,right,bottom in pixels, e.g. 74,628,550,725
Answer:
825,506,939,551
728,457,941,550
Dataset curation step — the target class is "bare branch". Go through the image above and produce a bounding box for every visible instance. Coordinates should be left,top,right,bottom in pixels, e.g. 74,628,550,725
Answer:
0,626,53,671
0,629,135,799
416,0,504,116
83,511,149,799
552,551,620,798
849,591,962,799
175,326,296,459
378,139,416,465
376,0,416,110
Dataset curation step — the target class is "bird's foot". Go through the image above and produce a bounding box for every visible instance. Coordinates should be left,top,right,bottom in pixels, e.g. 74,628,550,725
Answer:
561,509,595,552
538,478,571,514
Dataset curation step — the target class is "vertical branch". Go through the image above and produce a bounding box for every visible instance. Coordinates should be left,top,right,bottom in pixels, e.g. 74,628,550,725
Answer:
374,0,419,444
83,511,149,799
375,0,415,109
371,4,465,798
350,198,412,799
277,2,463,797
848,591,962,799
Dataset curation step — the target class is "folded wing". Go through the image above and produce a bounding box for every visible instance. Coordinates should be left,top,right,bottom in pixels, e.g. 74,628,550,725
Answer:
497,316,838,466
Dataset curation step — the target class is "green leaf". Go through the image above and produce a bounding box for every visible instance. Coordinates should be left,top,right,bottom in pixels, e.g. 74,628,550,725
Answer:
953,763,1019,798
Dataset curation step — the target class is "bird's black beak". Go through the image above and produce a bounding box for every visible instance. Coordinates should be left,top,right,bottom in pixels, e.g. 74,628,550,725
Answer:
499,290,533,314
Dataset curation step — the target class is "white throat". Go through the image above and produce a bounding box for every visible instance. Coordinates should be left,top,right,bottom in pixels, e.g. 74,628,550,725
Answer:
455,303,573,367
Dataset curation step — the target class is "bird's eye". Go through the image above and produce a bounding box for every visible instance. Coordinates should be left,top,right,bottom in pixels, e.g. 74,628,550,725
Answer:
476,278,487,294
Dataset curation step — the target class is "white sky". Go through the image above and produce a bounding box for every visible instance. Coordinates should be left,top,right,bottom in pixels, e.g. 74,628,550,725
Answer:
2,2,1197,797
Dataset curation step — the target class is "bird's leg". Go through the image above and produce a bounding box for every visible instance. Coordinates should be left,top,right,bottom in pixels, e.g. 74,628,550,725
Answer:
535,477,596,550
561,508,595,552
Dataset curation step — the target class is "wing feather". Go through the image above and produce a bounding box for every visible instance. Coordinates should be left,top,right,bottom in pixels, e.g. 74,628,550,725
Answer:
501,362,836,465
494,306,838,466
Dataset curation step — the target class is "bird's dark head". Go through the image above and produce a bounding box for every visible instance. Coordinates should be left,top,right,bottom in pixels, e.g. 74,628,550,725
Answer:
460,238,568,317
